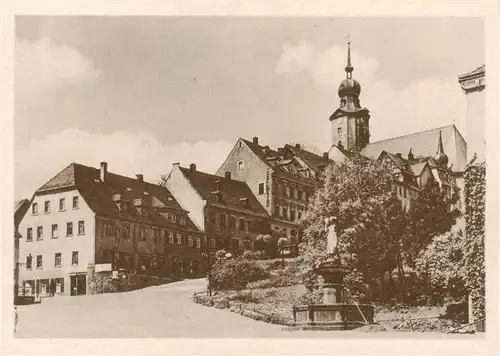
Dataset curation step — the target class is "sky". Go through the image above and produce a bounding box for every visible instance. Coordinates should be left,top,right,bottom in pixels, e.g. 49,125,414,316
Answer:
15,16,484,200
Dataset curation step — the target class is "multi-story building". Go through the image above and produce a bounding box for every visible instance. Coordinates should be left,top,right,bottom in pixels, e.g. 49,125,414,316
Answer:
17,161,204,298
215,138,330,246
165,163,271,254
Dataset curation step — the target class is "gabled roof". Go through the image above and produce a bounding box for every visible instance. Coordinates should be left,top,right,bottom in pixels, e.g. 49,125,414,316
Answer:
362,124,465,170
179,166,268,216
283,144,331,174
241,138,326,183
35,163,200,231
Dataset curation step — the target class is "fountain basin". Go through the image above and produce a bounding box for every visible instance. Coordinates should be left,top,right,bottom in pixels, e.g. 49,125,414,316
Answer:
289,303,375,331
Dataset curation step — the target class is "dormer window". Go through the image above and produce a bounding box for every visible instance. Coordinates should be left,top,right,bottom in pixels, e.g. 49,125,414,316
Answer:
126,187,132,192
144,191,149,196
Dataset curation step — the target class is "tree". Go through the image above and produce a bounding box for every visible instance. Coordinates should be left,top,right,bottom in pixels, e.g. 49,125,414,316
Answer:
463,162,486,320
299,156,460,304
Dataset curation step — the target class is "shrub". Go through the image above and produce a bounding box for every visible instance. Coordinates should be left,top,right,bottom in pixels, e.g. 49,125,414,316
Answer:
253,250,267,260
247,275,296,290
242,250,255,260
229,290,261,303
211,257,270,290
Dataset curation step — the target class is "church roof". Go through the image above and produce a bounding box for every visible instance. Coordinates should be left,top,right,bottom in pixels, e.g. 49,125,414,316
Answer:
362,124,466,171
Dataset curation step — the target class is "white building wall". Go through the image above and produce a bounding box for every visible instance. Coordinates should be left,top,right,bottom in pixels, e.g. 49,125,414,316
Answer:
18,189,96,297
165,164,206,231
465,90,486,162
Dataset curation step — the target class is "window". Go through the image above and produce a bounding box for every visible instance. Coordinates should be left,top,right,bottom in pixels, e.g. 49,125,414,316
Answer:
211,212,217,225
188,236,194,247
290,209,296,221
139,228,146,241
105,224,114,236
168,231,174,244
72,196,79,209
304,192,309,201
66,222,73,236
220,213,227,227
44,201,50,213
175,233,182,245
179,216,186,226
36,226,43,240
196,237,201,248
51,224,58,238
298,210,303,220
282,206,288,219
32,203,38,215
26,255,32,269
247,220,253,232
258,183,265,195
275,203,280,216
123,225,131,239
298,191,303,200
228,216,236,229
209,238,216,249
59,198,65,211
36,255,43,269
286,186,290,197
239,218,245,231
78,221,85,235
54,253,62,267
72,251,79,266
237,160,244,170
27,228,33,242
337,127,342,133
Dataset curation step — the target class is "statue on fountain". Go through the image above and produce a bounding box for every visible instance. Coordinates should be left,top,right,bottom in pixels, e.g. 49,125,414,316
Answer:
324,216,340,262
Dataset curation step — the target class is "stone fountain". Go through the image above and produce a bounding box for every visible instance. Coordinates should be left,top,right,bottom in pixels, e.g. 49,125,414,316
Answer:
287,217,374,331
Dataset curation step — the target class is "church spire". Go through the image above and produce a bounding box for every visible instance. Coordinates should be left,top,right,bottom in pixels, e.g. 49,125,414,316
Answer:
434,130,449,166
345,36,353,79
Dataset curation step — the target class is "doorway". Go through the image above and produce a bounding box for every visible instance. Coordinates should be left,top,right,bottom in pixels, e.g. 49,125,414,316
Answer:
70,275,86,296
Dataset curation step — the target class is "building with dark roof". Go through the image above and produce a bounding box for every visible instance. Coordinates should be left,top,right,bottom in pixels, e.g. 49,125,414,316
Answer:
165,163,271,254
215,137,331,245
17,162,204,298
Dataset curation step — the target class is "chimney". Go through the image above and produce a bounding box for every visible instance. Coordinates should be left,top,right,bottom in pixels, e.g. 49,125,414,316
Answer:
136,174,144,182
395,153,402,158
173,162,180,168
100,162,107,182
190,163,196,172
253,136,259,144
224,171,231,180
295,143,301,149
323,152,329,160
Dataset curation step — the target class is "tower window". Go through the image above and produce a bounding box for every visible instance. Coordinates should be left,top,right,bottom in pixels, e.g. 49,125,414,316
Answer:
258,182,265,195
337,127,342,133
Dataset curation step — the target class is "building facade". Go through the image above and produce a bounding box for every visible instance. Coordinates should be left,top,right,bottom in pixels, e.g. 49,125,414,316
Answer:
215,138,329,245
17,162,204,298
165,163,271,255
458,65,485,163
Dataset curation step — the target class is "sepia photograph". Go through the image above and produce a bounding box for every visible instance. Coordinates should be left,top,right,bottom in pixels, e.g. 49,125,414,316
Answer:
3,5,497,353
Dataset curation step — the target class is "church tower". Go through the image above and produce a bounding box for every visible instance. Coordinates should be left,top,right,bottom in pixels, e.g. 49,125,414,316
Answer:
329,40,370,151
